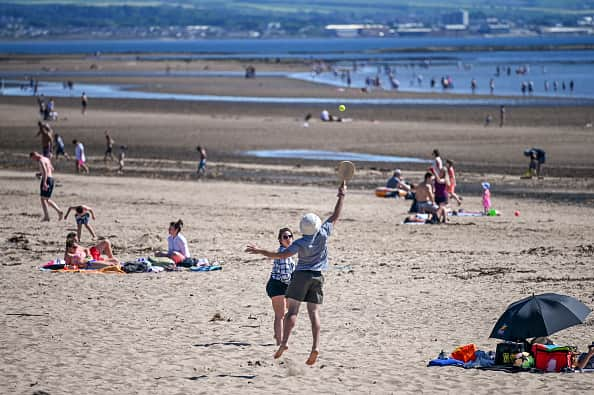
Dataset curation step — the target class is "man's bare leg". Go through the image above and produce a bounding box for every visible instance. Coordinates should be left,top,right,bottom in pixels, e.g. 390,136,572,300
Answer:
275,298,301,359
305,302,321,365
46,199,63,220
40,198,50,221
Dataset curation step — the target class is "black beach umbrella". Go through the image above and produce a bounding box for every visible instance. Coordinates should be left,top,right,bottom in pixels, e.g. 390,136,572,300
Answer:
490,293,591,341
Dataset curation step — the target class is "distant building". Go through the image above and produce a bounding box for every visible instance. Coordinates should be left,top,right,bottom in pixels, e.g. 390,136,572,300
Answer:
396,23,433,36
442,9,469,27
325,24,387,38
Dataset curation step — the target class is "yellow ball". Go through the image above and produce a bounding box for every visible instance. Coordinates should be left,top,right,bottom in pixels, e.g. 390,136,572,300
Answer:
338,104,346,112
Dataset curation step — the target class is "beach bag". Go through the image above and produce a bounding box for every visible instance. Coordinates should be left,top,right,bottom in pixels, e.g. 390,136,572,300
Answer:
495,342,526,365
532,344,572,372
122,261,149,273
451,344,477,363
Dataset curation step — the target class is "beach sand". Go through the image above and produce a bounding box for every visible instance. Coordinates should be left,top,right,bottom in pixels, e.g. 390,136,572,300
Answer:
1,170,593,394
1,57,593,393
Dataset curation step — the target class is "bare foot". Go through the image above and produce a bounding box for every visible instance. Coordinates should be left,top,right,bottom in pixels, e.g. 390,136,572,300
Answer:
57,210,64,221
274,345,288,359
41,217,50,222
305,350,319,365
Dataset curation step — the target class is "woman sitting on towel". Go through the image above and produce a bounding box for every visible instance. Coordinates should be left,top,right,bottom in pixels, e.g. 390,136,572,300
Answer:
64,235,119,269
267,227,296,346
156,219,190,264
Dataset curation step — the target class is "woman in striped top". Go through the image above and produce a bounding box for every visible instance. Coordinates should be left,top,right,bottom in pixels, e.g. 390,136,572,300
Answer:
266,227,296,346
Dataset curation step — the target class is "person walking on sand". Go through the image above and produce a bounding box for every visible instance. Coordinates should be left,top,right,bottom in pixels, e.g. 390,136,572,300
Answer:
73,139,89,174
81,92,88,114
499,105,506,127
104,130,115,162
64,204,97,241
245,182,346,366
54,133,70,160
196,145,207,179
29,152,63,222
445,159,462,205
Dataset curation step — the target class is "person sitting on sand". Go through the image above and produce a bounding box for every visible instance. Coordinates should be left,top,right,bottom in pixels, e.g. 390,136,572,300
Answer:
155,219,190,264
266,227,296,346
320,109,341,122
64,233,119,269
573,342,594,370
415,172,446,223
385,169,413,199
64,204,97,241
245,182,346,366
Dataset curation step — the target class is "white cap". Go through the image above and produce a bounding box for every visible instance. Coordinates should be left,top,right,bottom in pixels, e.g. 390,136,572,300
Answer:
300,213,321,236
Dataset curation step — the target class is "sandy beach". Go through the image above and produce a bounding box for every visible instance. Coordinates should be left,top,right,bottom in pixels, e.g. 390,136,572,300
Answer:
1,56,593,394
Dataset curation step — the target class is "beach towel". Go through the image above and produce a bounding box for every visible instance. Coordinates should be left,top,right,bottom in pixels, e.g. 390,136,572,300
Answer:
427,358,464,367
451,211,485,217
190,265,222,272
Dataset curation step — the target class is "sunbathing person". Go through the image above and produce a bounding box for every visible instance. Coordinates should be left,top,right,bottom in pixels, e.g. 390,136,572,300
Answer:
64,237,119,269
155,219,190,264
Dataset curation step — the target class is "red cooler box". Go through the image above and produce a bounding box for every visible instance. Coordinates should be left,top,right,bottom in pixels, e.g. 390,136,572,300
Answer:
532,344,572,372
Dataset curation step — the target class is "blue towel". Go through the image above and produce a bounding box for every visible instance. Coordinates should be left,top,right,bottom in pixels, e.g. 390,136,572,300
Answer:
427,358,464,367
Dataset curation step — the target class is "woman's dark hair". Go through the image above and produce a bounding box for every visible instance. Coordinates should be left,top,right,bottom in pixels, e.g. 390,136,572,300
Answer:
66,232,77,241
170,219,184,233
433,149,440,157
446,159,454,166
277,227,293,243
65,239,76,251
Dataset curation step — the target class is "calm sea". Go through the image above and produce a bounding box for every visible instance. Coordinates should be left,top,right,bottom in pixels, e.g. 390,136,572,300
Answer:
1,36,593,99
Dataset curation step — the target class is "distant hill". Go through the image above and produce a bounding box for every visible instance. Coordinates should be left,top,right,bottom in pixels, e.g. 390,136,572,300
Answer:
1,0,592,38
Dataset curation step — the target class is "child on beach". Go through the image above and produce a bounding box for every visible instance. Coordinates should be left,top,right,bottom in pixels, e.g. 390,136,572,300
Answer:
445,159,462,205
118,145,127,174
266,227,296,346
64,205,97,241
482,182,492,214
104,130,115,162
245,182,346,366
73,139,89,174
156,219,190,264
196,145,207,179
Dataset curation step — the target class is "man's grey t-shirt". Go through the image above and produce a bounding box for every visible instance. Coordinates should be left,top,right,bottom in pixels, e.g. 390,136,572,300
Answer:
287,221,333,272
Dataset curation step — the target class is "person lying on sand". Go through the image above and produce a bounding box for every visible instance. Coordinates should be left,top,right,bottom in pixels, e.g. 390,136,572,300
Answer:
63,235,119,269
245,182,346,366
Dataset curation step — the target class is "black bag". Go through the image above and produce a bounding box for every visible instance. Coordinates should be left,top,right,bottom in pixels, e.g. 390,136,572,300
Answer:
495,342,526,365
122,261,149,273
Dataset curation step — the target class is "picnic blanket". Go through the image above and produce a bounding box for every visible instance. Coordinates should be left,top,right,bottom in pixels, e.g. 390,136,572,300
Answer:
39,257,222,274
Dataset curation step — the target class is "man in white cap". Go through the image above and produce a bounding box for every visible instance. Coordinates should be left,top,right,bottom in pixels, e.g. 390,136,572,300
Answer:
245,182,346,365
